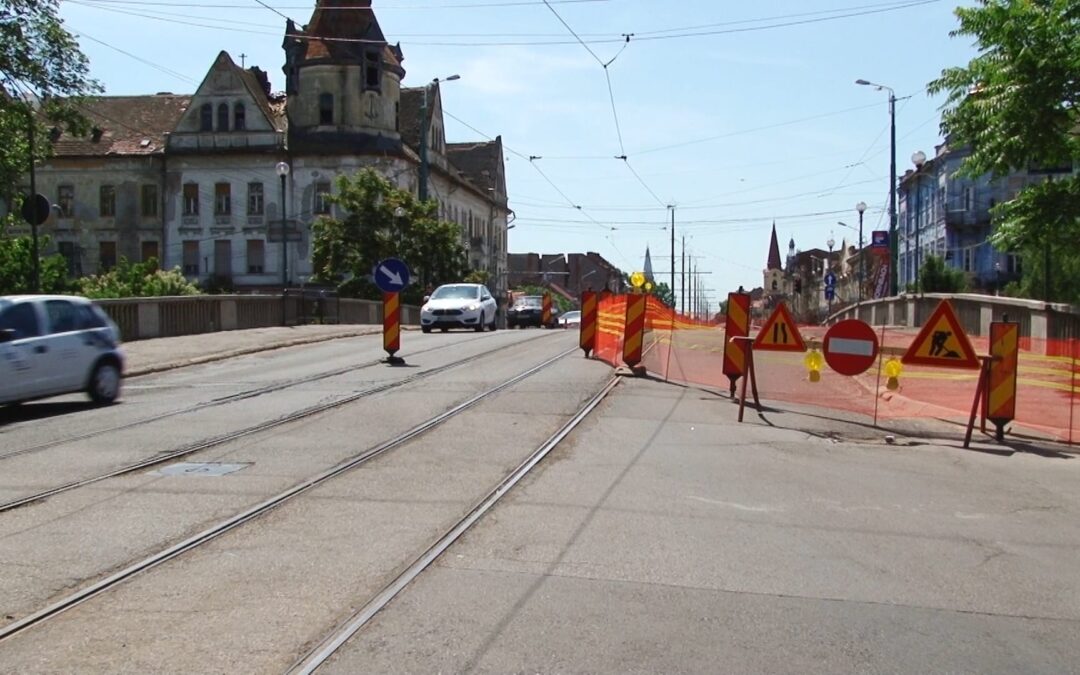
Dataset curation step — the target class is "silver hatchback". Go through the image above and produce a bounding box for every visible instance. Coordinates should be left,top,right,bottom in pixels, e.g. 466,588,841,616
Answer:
0,295,125,405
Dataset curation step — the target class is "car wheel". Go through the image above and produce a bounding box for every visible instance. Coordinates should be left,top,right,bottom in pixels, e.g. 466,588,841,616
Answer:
440,327,448,333
475,312,486,332
422,326,432,334
87,359,122,405
489,316,497,331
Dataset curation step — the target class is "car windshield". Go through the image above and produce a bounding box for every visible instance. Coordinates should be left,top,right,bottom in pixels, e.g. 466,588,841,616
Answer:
563,311,581,319
514,297,542,308
431,285,479,300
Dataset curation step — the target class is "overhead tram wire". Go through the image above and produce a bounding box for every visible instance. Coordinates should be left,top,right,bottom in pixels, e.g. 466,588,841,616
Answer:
74,0,939,46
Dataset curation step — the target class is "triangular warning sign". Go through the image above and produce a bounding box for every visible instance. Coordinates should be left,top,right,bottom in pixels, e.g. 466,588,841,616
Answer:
753,302,806,352
901,299,980,369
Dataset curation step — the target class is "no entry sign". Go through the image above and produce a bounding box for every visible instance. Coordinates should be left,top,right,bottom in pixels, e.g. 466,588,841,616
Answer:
823,319,879,376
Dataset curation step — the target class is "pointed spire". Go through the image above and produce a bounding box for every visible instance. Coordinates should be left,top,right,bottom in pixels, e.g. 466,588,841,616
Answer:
766,221,782,270
643,246,654,280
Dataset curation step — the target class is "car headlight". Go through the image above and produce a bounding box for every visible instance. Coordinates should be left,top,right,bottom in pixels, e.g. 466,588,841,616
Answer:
421,305,431,313
466,303,481,311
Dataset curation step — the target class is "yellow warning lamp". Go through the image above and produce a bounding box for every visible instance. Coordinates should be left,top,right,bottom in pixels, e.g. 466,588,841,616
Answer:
804,348,824,383
630,271,646,289
884,358,902,391
645,281,654,292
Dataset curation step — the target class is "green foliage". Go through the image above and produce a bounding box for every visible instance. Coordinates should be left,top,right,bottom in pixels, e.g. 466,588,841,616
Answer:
463,269,490,285
0,1,100,198
919,256,967,293
927,0,1080,302
311,169,469,302
0,216,68,293
649,281,675,308
77,257,200,299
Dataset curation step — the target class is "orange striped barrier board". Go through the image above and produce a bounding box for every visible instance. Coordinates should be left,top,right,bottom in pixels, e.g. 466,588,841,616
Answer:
580,291,598,356
383,291,404,365
542,293,552,327
723,292,751,393
985,321,1018,439
623,292,647,369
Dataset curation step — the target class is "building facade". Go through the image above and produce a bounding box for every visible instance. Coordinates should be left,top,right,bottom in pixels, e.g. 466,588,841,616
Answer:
31,0,509,297
896,141,1072,292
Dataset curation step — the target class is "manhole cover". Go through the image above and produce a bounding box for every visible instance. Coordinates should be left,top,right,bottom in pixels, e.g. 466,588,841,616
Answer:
152,462,251,477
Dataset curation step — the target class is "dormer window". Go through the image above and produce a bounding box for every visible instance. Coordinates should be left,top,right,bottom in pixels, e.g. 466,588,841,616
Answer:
234,103,246,131
217,103,229,131
364,50,381,91
200,104,213,131
319,93,334,125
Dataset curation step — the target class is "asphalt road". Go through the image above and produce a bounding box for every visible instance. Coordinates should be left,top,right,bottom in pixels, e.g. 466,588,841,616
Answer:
1,328,1078,673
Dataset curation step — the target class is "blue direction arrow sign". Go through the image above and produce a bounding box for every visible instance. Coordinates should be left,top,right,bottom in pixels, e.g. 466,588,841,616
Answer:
824,271,837,288
871,230,889,249
374,257,411,293
825,286,836,301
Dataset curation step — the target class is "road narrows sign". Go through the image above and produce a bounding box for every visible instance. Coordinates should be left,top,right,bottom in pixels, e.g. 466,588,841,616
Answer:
823,319,879,376
753,302,806,352
901,299,979,369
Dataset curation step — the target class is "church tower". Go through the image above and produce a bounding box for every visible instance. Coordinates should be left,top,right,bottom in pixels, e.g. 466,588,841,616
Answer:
763,221,784,296
282,0,406,153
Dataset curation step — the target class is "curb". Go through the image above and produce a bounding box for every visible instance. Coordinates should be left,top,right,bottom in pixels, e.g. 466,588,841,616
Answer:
126,327,384,378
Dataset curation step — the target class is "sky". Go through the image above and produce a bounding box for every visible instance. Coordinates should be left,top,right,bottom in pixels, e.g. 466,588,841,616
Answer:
58,0,979,312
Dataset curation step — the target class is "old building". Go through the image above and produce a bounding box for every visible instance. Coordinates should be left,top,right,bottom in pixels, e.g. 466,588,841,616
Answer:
32,0,509,296
507,252,623,302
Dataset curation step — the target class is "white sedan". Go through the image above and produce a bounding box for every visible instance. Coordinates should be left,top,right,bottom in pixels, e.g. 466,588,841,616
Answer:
420,283,499,333
0,295,125,406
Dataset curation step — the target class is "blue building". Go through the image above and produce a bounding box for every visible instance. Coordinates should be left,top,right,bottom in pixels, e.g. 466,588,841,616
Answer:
896,141,1072,292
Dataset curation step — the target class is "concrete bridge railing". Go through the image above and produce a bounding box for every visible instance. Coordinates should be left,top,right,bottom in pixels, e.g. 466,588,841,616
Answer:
96,294,420,342
825,293,1080,342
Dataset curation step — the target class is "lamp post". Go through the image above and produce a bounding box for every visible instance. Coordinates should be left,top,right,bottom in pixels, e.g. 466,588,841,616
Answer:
418,74,460,203
855,201,867,302
856,79,897,296
911,150,927,294
276,161,290,287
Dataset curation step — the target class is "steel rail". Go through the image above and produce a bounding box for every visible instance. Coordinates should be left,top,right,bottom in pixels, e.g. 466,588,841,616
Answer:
287,374,621,675
0,332,520,462
0,334,556,514
0,346,579,644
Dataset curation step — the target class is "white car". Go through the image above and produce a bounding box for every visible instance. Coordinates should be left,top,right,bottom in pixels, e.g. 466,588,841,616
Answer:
559,310,582,327
0,295,125,406
420,283,499,333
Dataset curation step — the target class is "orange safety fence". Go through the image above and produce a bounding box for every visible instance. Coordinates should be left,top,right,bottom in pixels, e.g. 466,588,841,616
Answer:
591,294,1080,444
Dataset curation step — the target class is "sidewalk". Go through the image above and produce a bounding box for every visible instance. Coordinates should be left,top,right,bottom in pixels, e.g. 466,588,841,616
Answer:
121,324,383,377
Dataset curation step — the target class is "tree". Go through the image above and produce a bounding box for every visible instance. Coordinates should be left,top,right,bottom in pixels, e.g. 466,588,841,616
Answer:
0,216,67,293
649,281,675,308
919,255,967,293
310,169,469,304
927,0,1080,302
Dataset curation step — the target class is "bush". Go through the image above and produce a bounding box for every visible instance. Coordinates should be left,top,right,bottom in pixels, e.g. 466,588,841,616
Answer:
78,257,200,299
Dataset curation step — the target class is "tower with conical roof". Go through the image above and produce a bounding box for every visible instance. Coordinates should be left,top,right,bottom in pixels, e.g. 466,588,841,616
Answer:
643,246,654,281
283,0,406,154
763,221,785,301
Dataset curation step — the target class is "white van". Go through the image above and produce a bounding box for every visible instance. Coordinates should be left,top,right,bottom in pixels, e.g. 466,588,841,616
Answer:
0,295,125,405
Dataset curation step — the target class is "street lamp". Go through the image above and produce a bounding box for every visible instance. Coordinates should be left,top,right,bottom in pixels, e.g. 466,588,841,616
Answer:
826,235,835,319
276,161,290,287
856,79,897,296
911,150,927,294
418,74,461,203
855,201,867,302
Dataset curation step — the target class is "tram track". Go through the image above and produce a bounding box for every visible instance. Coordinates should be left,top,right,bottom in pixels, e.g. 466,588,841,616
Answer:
288,375,621,674
0,333,556,515
0,345,585,644
0,332,531,463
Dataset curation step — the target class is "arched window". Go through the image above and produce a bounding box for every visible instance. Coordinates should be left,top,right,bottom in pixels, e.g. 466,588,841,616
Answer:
217,103,229,131
200,104,213,131
234,102,246,131
319,93,334,125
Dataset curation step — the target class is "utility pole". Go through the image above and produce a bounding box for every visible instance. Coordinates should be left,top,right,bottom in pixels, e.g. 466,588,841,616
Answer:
27,106,39,293
419,84,430,203
680,236,686,315
669,206,675,307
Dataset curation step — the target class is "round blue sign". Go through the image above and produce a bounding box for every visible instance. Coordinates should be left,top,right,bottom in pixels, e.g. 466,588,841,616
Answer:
374,258,411,293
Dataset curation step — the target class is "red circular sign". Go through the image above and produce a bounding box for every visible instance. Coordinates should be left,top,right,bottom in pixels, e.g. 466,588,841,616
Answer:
823,319,879,376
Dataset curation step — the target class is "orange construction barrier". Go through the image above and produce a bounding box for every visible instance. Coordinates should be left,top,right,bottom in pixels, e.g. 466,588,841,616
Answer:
985,321,1019,441
623,292,647,371
580,291,598,357
382,291,404,365
723,292,751,395
542,293,552,327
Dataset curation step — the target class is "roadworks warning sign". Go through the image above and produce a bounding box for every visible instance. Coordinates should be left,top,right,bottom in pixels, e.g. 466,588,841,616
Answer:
901,300,980,369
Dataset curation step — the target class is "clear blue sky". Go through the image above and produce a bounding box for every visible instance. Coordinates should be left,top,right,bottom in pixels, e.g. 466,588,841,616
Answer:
60,0,977,311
